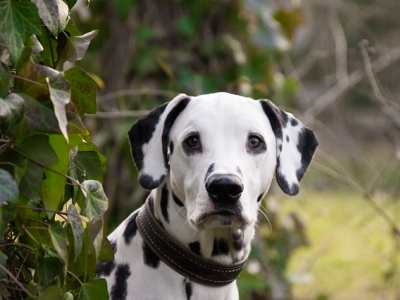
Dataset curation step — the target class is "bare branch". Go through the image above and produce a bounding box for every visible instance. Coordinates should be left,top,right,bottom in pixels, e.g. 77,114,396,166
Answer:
98,88,176,103
84,110,149,119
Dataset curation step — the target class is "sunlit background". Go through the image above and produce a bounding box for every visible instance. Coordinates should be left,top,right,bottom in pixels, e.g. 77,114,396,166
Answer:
76,1,400,299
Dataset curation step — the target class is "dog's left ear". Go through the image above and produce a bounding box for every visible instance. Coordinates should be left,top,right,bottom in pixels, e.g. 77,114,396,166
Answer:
259,100,318,195
128,94,191,190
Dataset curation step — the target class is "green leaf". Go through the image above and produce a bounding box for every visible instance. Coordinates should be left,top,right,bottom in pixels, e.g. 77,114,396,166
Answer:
0,93,25,131
62,31,97,70
0,169,19,205
41,134,69,213
88,220,103,259
17,134,58,167
22,94,60,133
64,67,97,115
81,180,108,222
0,63,10,97
0,0,42,64
32,0,69,36
78,278,108,300
72,151,104,181
70,227,96,280
67,204,83,261
49,223,69,263
37,255,64,287
47,71,71,141
64,0,76,9
19,161,43,201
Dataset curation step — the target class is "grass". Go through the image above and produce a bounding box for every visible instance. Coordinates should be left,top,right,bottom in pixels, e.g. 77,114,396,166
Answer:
280,190,400,300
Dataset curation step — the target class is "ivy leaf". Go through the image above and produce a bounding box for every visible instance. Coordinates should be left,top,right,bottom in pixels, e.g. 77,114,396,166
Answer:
19,161,43,201
0,93,25,131
46,71,71,141
17,134,58,167
78,278,108,300
0,169,19,206
37,255,64,287
41,134,69,214
67,204,83,261
71,151,104,181
49,223,69,263
0,0,42,64
81,180,108,222
32,0,70,36
63,31,97,70
65,67,97,115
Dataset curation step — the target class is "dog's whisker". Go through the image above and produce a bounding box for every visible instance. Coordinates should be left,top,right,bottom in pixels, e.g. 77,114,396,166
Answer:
257,207,272,231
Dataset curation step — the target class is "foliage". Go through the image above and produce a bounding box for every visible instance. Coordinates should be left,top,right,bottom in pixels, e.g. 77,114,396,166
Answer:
0,1,110,299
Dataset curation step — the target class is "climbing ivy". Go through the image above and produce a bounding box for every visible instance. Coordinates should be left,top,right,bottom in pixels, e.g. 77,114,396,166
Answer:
0,1,110,299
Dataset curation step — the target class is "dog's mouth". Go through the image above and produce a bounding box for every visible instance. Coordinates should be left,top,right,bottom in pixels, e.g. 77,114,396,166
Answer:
196,209,247,228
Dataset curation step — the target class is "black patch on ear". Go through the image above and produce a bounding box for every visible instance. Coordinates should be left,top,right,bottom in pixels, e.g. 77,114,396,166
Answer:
96,260,115,276
123,212,138,245
212,238,229,256
162,97,191,169
233,239,243,251
172,193,184,207
139,174,165,190
204,163,215,181
128,104,168,170
160,185,169,222
295,128,318,181
188,241,201,255
290,118,298,126
259,101,283,139
143,241,160,268
110,264,131,300
257,194,263,202
184,279,192,300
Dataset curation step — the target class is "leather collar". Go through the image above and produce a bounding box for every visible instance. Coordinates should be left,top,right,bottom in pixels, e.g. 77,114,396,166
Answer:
136,200,246,286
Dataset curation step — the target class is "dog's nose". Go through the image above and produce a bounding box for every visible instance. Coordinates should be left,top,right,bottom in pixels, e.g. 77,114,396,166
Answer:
206,174,243,205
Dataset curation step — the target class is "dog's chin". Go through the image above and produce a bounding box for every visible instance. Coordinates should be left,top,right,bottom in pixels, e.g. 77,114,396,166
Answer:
193,211,248,230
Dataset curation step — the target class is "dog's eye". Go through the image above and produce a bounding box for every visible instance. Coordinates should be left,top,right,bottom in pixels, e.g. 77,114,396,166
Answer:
183,133,202,153
247,134,266,153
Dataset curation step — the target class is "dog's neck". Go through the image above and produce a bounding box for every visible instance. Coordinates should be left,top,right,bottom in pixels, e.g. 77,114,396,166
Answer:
149,182,254,265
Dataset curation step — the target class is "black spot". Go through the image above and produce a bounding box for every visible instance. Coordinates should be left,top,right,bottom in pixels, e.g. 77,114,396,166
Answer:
188,241,201,255
279,144,282,152
290,118,298,126
143,241,160,268
110,264,131,300
184,279,192,300
205,163,215,181
285,135,289,143
296,128,318,181
212,238,229,256
123,212,138,244
169,142,174,155
280,110,289,127
257,194,263,202
160,185,169,222
139,174,165,190
110,240,117,251
275,159,298,195
259,101,283,139
162,97,191,169
172,192,184,207
129,103,167,171
236,167,242,175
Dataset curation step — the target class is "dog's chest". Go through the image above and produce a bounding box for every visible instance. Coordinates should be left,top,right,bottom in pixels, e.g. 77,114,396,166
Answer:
101,212,238,300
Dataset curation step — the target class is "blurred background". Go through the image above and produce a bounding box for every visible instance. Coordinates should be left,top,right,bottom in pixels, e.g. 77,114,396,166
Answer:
75,0,400,299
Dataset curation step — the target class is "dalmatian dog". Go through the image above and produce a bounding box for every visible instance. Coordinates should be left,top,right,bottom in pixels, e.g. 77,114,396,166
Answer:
97,92,318,300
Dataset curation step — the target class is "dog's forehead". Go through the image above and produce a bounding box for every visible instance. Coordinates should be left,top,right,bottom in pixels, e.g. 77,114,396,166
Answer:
172,92,269,134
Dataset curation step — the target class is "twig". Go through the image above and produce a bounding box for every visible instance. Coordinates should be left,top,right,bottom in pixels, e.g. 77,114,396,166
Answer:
329,9,348,83
360,40,400,130
11,75,47,88
0,265,37,298
16,205,69,216
67,270,83,285
84,110,149,119
304,47,400,122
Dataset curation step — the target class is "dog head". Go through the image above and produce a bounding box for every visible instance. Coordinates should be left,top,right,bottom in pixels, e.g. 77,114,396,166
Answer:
129,92,318,231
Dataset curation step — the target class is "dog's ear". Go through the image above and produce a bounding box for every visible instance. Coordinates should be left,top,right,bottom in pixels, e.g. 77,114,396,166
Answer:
259,100,318,195
129,94,191,189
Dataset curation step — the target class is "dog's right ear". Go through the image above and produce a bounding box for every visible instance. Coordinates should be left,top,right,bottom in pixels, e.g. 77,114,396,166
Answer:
128,94,191,190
